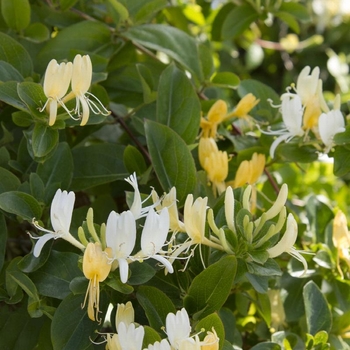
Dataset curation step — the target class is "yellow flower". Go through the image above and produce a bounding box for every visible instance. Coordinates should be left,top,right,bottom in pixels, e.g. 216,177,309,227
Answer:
82,242,112,322
198,137,218,169
230,153,265,188
203,148,229,196
200,100,227,138
228,93,260,119
201,328,219,350
333,210,350,278
40,59,73,126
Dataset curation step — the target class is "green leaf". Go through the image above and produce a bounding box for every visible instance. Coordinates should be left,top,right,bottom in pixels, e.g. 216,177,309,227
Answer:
279,2,310,22
128,261,156,285
31,123,59,159
184,255,237,319
105,275,134,294
211,72,240,89
136,285,176,331
145,120,197,204
275,12,300,34
23,22,50,43
0,81,28,111
221,4,259,40
0,191,42,220
12,111,33,127
0,167,20,194
71,143,127,191
1,0,31,31
334,145,350,177
59,0,78,11
0,61,24,82
37,21,111,71
123,145,148,176
17,81,48,120
195,313,225,350
277,142,318,163
0,32,33,77
0,212,7,271
156,64,201,144
30,251,82,300
51,293,102,350
106,0,129,26
136,63,157,103
142,326,162,347
123,24,203,80
37,142,73,196
133,0,167,23
250,342,281,350
198,43,214,80
303,281,332,335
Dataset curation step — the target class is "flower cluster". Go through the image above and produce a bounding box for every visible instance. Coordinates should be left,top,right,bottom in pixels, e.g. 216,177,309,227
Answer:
198,94,260,196
262,66,345,157
29,173,308,324
40,54,110,126
105,303,219,350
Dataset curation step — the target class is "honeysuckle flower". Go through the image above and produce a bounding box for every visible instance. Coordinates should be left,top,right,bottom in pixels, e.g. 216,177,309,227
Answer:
152,187,186,233
295,66,320,106
146,339,171,350
30,189,85,257
201,328,220,350
265,93,304,158
267,213,308,276
198,137,219,170
165,308,191,349
106,333,121,350
106,210,136,283
115,301,134,328
318,109,345,152
203,147,229,196
82,242,112,322
229,153,265,188
139,208,173,273
224,186,235,233
117,322,144,350
40,59,73,126
125,172,153,219
333,210,350,278
226,93,260,119
200,100,227,138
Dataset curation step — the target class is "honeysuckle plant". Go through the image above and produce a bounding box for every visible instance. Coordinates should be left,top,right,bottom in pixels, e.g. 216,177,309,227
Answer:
2,1,350,350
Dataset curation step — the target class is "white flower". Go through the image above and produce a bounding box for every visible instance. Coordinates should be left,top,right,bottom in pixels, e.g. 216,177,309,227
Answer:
106,210,136,283
267,94,305,158
146,339,171,350
295,66,320,105
125,172,153,219
318,109,345,152
71,54,110,126
31,189,85,257
165,308,191,349
140,208,173,273
40,59,73,126
117,322,144,350
115,301,134,328
267,213,308,276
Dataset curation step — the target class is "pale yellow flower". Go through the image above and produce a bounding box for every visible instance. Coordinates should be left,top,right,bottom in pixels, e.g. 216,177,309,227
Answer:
333,210,350,278
82,242,112,322
200,100,227,138
228,153,265,188
115,301,134,328
227,93,260,119
198,137,218,169
41,59,73,126
201,328,219,350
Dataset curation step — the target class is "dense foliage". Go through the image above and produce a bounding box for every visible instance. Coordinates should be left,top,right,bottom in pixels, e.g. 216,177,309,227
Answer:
1,0,350,349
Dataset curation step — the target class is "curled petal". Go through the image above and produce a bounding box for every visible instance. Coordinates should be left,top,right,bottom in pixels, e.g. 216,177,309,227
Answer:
33,233,56,257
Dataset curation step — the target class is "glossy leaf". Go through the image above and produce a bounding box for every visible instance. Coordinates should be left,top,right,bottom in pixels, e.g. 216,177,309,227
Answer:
156,64,201,144
32,123,59,159
0,32,33,77
0,61,24,82
123,24,203,80
71,143,127,191
211,72,240,89
144,120,197,204
0,191,42,220
184,255,237,319
136,285,176,331
303,281,332,335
